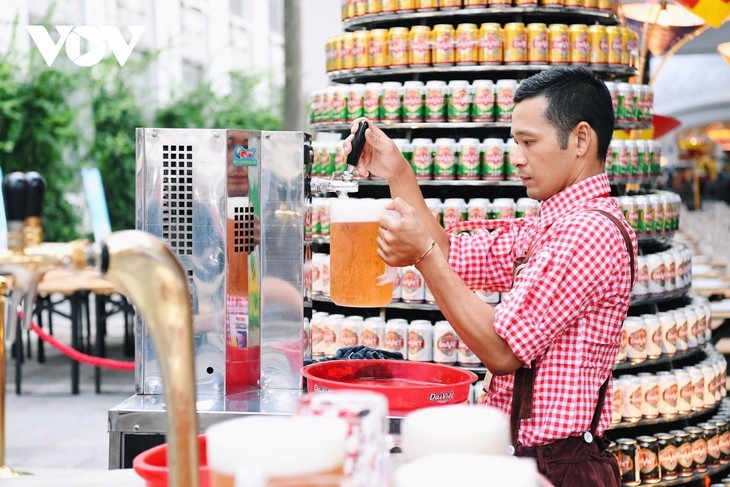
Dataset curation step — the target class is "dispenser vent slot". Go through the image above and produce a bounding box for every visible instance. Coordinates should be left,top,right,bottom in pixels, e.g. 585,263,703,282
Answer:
233,205,256,254
161,144,194,255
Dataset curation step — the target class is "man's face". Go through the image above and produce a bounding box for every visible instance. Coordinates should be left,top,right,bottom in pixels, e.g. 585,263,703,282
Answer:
509,96,577,202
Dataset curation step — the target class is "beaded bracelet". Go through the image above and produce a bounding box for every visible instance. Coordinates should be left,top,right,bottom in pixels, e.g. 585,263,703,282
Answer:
413,241,436,267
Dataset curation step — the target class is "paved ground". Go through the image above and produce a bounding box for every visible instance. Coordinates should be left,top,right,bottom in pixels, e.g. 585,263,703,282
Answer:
3,303,135,472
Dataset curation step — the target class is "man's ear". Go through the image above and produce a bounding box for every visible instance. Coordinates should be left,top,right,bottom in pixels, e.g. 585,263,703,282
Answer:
574,121,592,158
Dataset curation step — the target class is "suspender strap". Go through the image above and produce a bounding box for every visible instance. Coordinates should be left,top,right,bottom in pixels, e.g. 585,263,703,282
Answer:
591,209,635,286
590,378,610,436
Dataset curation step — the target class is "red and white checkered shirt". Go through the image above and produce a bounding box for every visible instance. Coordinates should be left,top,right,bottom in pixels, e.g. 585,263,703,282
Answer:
448,173,637,447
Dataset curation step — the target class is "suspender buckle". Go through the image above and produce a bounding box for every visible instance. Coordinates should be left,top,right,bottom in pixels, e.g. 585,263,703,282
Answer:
582,431,594,444
507,445,516,455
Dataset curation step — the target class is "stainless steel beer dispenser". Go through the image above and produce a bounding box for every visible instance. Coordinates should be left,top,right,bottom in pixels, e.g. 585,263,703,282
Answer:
136,128,313,396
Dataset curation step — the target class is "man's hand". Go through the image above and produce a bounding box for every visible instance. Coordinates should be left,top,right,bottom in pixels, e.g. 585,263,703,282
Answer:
342,118,411,181
376,197,434,267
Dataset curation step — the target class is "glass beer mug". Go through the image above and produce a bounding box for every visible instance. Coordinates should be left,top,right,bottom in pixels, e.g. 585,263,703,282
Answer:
329,198,396,307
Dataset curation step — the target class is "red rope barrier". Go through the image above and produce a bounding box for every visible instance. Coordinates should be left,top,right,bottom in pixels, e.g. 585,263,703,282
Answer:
18,311,134,371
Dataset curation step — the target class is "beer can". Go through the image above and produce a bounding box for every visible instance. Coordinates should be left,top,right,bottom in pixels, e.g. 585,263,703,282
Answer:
588,24,607,65
417,0,438,9
492,198,516,219
621,26,631,67
330,85,348,123
433,138,457,179
604,81,618,118
478,23,502,64
584,0,597,9
495,79,517,121
639,373,659,419
456,137,481,179
433,320,459,365
569,24,589,65
503,22,527,64
516,0,538,6
516,197,540,218
398,0,416,10
464,0,488,5
341,0,354,20
633,195,649,236
361,317,385,348
368,29,389,68
424,80,447,122
382,0,398,11
606,25,623,66
380,81,403,121
442,198,467,229
355,0,368,16
458,336,482,365
425,198,443,226
671,429,693,477
599,0,616,11
636,435,660,483
321,88,334,123
624,316,647,363
702,363,716,407
391,264,402,301
408,320,434,361
342,32,355,70
504,138,520,181
646,253,665,295
321,254,331,296
402,80,425,122
368,0,384,13
527,23,548,64
662,250,676,293
631,254,648,298
563,0,582,7
310,311,329,357
657,311,677,356
384,318,408,357
616,438,639,484
341,315,363,348
346,83,366,121
470,79,495,121
671,370,690,416
388,27,409,67
703,422,721,467
440,0,463,8
401,266,426,303
447,80,472,122
627,28,639,68
634,139,649,176
711,419,730,462
695,304,708,346
547,23,569,64
482,138,505,180
685,425,708,471
325,37,337,73
409,25,431,66
542,0,563,8
642,314,662,360
621,375,643,422
455,23,479,65
618,195,639,233
323,314,344,358
612,379,625,422
353,30,369,69
468,198,491,221
687,365,704,410
616,320,628,363
363,82,382,121
685,305,700,348
624,139,638,177
609,139,626,179
411,138,433,179
674,308,688,353
432,24,455,65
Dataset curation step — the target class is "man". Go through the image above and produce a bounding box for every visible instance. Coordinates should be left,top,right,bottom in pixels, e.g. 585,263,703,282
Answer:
344,66,636,486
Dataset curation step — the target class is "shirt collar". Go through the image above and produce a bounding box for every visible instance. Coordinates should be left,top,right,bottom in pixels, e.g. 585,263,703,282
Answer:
538,173,611,227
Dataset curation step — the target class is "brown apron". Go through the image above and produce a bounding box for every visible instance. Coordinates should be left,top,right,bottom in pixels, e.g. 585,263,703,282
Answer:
508,209,634,487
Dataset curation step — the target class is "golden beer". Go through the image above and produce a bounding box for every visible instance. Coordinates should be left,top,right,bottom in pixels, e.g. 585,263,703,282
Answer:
330,199,394,307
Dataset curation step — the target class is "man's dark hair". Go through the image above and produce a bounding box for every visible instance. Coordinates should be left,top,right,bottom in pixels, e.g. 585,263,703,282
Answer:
514,66,614,162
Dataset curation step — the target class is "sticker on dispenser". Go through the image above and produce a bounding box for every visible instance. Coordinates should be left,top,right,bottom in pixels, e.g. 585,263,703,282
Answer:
233,145,258,166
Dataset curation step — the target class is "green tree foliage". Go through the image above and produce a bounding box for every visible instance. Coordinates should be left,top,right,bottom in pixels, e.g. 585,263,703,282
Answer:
0,56,80,242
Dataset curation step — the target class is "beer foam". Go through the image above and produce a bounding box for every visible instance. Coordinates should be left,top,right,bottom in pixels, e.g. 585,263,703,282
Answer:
329,198,391,223
206,415,347,477
393,452,539,487
401,404,510,460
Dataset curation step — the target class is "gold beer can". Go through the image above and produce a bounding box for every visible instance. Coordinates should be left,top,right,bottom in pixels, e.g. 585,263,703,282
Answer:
464,0,488,5
409,25,432,66
398,0,417,10
325,37,335,73
606,26,622,66
584,0,597,9
478,22,502,64
621,27,633,67
417,0,438,10
356,0,368,16
388,27,410,67
548,23,569,64
369,29,389,68
353,30,370,69
432,24,456,65
455,23,479,65
627,28,639,68
569,24,589,65
342,32,355,70
441,0,464,8
342,0,355,20
598,0,616,12
563,0,583,8
588,24,607,65
515,0,538,7
382,0,398,11
527,23,548,64
503,22,527,64
541,0,563,7
368,0,384,14
489,0,511,7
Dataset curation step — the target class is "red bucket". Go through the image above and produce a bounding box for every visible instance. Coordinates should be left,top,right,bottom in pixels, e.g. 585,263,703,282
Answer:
301,359,478,414
133,434,210,487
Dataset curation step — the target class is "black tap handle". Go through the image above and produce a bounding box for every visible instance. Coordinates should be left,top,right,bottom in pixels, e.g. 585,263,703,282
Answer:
346,121,368,169
3,171,28,223
25,171,46,218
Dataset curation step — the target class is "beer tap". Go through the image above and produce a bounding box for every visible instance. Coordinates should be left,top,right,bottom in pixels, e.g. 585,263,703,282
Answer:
0,173,199,486
23,172,45,248
310,121,368,198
